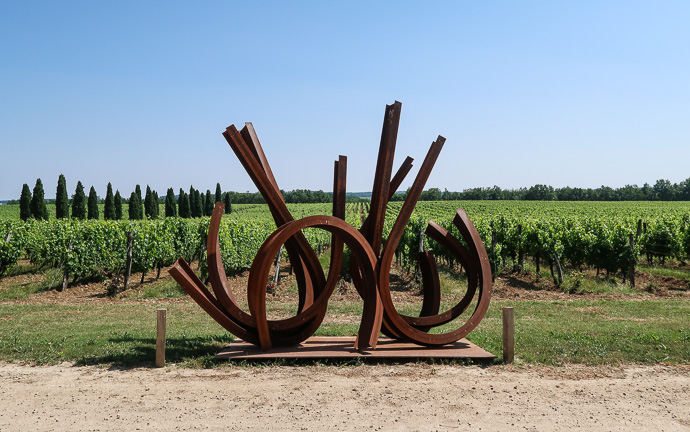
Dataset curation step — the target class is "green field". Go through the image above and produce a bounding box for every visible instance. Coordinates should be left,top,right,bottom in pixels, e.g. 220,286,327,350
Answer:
3,200,690,221
0,297,687,367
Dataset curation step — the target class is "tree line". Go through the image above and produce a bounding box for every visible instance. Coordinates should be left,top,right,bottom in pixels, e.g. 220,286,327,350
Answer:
225,189,367,204
14,175,235,221
11,175,690,221
396,178,690,202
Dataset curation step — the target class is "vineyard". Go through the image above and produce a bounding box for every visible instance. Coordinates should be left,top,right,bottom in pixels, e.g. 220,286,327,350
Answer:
1,201,690,292
399,201,690,288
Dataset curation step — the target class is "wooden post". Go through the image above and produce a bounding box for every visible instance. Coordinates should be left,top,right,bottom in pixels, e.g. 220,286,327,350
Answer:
517,224,524,272
548,256,557,286
553,252,563,286
199,233,208,285
271,245,284,295
123,232,133,291
61,238,73,292
414,227,425,286
419,227,425,253
156,308,166,367
502,307,514,364
629,233,636,288
490,231,497,282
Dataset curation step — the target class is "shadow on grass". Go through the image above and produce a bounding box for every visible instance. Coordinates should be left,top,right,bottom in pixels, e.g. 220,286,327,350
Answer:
74,334,236,368
73,334,502,369
388,271,417,293
502,272,548,291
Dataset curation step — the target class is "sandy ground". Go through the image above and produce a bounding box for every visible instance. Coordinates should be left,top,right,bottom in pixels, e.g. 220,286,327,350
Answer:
1,362,688,431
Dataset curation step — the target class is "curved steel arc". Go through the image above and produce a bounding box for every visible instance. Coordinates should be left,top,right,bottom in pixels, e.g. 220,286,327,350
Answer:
247,216,382,351
223,124,324,311
169,259,259,345
399,220,479,328
378,207,492,346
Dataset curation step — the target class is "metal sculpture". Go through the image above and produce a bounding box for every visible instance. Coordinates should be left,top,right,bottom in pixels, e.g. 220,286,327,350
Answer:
169,101,492,352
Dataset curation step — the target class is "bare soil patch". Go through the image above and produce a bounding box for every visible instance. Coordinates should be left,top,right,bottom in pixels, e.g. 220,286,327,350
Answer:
1,259,688,306
1,362,688,431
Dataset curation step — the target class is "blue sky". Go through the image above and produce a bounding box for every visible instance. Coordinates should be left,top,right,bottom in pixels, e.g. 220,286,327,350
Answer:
1,1,689,200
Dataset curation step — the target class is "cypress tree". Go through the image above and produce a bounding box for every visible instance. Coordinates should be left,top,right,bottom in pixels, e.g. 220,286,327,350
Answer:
30,178,49,220
198,190,205,216
152,190,160,218
71,181,87,220
114,190,123,220
194,189,203,218
179,188,190,218
188,186,196,217
189,187,197,217
223,192,232,214
55,174,69,219
134,185,143,219
129,191,141,220
165,188,177,217
177,189,185,218
205,190,214,216
87,186,99,220
144,185,154,219
215,183,222,204
104,183,115,220
19,184,32,221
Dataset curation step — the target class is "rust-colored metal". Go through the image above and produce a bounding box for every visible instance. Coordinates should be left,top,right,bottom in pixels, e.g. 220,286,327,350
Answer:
169,101,492,353
367,101,401,256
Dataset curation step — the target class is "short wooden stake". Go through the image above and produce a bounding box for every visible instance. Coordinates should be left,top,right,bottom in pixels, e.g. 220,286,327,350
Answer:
502,307,514,364
123,232,133,291
156,308,167,367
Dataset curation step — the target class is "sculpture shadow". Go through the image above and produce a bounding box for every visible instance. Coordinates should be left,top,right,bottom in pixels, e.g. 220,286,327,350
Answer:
74,334,236,368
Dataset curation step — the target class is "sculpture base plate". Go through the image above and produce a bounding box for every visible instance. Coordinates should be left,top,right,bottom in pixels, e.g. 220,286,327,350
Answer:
216,336,496,361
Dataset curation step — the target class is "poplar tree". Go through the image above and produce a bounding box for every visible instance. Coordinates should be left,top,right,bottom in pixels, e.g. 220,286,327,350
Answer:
19,184,32,221
104,183,115,220
215,183,222,204
205,189,214,216
223,192,232,214
31,178,49,220
114,190,123,220
87,186,99,220
71,181,87,220
165,188,177,217
55,174,69,219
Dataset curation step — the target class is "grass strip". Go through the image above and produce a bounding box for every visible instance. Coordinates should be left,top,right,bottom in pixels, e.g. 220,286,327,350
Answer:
0,298,688,367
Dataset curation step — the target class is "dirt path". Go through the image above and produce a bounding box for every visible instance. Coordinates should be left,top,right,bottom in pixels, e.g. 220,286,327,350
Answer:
1,363,688,431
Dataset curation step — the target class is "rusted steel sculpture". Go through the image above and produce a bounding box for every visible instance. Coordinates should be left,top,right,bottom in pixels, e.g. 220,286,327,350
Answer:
169,101,492,352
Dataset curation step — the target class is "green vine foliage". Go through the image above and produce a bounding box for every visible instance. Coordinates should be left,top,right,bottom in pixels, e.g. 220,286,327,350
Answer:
1,201,690,286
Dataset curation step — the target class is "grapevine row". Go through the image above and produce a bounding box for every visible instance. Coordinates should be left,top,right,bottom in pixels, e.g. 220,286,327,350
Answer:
0,218,333,287
2,202,689,289
392,202,690,284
